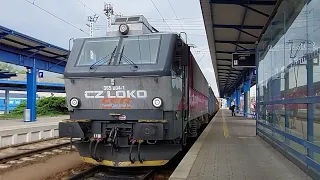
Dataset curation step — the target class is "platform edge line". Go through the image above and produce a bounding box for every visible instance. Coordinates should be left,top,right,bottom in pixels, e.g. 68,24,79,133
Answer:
168,110,220,180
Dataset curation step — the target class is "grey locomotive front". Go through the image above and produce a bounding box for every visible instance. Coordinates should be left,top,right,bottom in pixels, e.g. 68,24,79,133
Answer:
61,32,183,141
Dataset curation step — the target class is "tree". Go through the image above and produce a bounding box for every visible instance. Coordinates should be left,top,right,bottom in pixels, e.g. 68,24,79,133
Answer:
0,62,26,74
0,63,15,71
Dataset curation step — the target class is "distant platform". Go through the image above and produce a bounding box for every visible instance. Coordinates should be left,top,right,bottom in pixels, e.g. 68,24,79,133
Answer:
0,115,69,147
0,115,68,130
169,109,311,180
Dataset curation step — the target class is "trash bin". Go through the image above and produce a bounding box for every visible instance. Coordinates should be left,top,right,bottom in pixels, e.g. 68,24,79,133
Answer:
24,109,30,122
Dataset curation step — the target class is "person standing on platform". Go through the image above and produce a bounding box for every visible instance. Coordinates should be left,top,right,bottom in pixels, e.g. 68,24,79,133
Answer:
230,104,236,116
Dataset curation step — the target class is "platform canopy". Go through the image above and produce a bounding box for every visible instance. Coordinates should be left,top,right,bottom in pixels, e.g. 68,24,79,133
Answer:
200,0,279,97
0,79,65,93
0,69,16,79
0,25,69,65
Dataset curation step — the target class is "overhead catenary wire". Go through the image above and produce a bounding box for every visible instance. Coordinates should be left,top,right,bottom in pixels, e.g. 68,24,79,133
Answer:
150,0,172,32
167,0,185,31
147,17,203,21
75,0,108,22
24,0,89,35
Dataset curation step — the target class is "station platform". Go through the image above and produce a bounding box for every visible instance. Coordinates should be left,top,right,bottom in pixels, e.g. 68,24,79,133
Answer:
0,115,69,148
169,109,312,180
0,115,68,130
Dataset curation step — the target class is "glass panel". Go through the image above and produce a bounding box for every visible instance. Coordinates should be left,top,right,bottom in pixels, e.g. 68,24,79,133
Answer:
274,105,286,130
274,131,285,142
258,104,267,122
256,0,320,163
314,152,320,164
77,37,120,66
286,103,307,139
289,141,307,155
314,103,320,144
76,35,161,67
118,35,160,65
310,0,320,96
285,0,308,99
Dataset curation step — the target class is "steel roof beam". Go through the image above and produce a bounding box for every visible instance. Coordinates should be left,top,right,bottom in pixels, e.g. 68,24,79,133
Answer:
215,40,255,44
26,46,46,59
216,49,255,54
216,51,233,54
0,44,66,74
217,68,231,70
219,74,238,77
217,66,231,69
0,32,8,40
0,25,68,52
213,24,263,29
210,0,274,17
210,0,276,5
217,65,231,67
23,46,46,51
240,4,269,17
226,10,251,94
52,54,68,59
236,28,258,38
2,37,63,57
235,44,251,51
223,6,249,96
216,41,253,51
217,59,232,61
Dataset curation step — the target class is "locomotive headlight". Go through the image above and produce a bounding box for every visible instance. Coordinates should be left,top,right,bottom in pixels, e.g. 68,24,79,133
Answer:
119,24,129,35
70,97,81,108
152,97,162,108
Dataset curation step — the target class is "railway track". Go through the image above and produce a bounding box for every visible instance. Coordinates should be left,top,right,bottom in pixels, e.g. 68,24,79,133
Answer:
0,137,76,164
67,165,156,180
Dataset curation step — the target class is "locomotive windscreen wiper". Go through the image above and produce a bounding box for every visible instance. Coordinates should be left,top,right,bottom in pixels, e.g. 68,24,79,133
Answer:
118,45,138,70
89,46,117,69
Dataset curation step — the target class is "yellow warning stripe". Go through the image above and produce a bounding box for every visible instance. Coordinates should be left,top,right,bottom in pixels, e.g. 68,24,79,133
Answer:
222,110,230,138
81,157,168,167
138,120,168,123
60,119,90,122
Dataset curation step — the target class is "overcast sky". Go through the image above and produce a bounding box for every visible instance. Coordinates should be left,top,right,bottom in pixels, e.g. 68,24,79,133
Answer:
0,0,219,95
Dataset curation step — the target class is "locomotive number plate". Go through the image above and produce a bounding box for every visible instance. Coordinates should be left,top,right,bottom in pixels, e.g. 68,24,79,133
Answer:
103,86,125,91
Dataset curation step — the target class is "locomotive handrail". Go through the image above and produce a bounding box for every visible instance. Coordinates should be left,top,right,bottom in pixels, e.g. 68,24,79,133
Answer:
68,38,74,56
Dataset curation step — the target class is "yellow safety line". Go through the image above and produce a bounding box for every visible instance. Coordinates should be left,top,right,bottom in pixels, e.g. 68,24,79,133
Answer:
222,110,230,138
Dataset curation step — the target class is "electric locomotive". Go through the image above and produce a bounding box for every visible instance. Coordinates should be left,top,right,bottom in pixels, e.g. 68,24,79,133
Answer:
59,15,219,167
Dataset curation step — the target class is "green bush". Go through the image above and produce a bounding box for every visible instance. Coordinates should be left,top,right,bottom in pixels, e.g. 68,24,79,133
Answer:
10,101,27,115
10,97,68,116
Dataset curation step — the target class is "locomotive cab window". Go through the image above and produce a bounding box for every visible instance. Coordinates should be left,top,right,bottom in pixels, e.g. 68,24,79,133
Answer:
76,37,119,66
75,35,161,67
117,35,160,65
